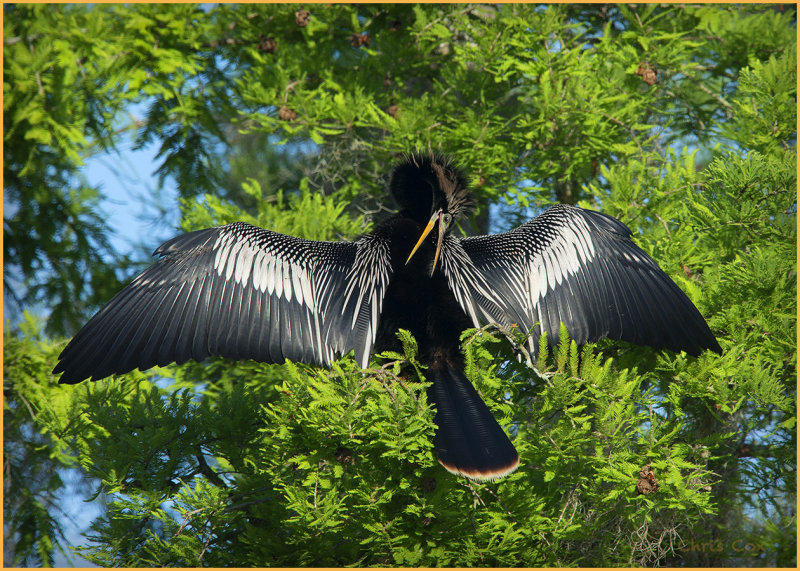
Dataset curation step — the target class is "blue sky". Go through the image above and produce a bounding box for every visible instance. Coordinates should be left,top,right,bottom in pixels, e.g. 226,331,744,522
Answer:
83,127,180,261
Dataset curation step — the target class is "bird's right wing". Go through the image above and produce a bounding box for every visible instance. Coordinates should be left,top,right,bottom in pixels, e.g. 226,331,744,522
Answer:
54,222,392,383
439,204,721,357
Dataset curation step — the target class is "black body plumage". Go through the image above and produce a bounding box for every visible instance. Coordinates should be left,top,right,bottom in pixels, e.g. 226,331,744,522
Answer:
53,152,722,480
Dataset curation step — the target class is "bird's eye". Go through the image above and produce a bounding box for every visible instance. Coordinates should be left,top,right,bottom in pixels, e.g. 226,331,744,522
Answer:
442,213,453,225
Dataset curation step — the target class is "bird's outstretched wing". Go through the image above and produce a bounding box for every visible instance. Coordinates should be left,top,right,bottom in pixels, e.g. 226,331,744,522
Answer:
54,222,391,383
439,204,721,356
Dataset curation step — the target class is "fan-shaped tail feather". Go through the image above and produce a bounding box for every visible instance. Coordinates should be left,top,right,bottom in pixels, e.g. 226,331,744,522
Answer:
427,360,519,480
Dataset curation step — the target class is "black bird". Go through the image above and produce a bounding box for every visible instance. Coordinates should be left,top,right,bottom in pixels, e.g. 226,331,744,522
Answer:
54,153,722,480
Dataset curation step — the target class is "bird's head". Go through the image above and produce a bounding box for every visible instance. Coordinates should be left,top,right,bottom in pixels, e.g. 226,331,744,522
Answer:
389,152,474,275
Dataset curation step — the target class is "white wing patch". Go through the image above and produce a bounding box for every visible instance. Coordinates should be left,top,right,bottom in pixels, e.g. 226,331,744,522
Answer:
439,237,509,328
211,228,313,363
530,219,596,302
210,224,390,368
441,205,601,351
216,232,315,308
341,234,391,368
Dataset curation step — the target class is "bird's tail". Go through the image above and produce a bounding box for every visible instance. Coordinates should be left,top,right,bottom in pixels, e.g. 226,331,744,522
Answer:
427,360,519,480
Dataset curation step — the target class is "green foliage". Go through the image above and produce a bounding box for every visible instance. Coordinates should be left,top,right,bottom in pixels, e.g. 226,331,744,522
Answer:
3,313,89,566
179,176,367,240
3,2,796,567
8,318,765,567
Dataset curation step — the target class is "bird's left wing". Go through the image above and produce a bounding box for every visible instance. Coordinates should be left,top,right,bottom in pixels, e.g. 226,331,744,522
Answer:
54,222,391,383
439,204,721,357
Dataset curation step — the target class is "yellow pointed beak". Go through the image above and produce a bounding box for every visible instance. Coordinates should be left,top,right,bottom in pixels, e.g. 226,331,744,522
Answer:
406,210,448,276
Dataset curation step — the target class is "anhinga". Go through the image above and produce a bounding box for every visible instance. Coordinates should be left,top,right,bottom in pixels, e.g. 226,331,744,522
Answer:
54,153,722,481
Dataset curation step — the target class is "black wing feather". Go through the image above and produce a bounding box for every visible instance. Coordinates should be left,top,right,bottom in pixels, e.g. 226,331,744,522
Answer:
440,204,721,356
54,223,392,383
